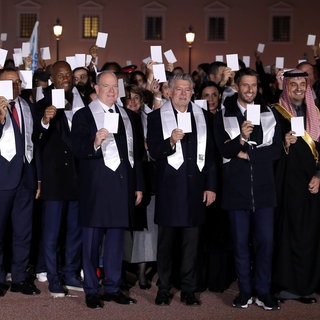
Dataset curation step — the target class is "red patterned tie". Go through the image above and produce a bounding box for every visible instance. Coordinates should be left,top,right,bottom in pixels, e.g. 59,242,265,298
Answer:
10,101,20,129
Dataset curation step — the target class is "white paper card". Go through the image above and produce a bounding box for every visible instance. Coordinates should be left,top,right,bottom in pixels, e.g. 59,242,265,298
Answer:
226,54,239,71
0,80,13,100
52,89,65,109
215,55,224,62
95,32,108,48
194,99,207,110
0,33,7,41
14,48,22,54
0,48,8,67
307,34,316,46
75,54,86,68
19,70,33,89
36,86,44,102
104,112,119,133
22,42,31,57
257,43,265,53
291,116,305,136
152,64,167,83
275,57,284,69
150,46,163,63
118,78,125,98
126,60,132,66
13,53,23,67
243,56,250,68
177,113,192,133
40,47,51,60
164,49,177,63
66,56,76,71
142,57,152,64
246,104,261,125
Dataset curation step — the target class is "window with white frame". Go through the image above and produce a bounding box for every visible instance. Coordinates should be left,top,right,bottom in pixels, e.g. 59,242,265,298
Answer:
79,1,103,39
20,13,37,38
269,2,292,43
16,1,40,38
143,2,166,41
204,2,229,42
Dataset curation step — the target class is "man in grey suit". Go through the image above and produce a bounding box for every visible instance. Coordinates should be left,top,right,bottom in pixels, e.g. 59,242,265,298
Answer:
71,71,144,309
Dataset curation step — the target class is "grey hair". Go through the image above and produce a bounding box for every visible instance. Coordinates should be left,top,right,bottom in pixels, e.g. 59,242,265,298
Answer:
168,73,195,90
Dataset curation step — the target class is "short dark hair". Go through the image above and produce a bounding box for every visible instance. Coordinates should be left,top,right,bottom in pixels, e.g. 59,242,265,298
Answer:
234,68,259,85
208,61,227,76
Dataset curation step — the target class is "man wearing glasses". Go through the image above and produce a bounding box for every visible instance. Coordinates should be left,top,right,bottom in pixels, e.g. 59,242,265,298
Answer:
0,67,40,297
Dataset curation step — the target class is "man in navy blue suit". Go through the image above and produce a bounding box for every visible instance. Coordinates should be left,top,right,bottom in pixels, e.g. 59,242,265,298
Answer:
35,61,85,297
71,71,144,309
0,68,40,297
147,73,217,306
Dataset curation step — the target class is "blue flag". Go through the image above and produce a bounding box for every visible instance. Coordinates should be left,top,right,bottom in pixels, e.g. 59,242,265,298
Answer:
29,21,39,72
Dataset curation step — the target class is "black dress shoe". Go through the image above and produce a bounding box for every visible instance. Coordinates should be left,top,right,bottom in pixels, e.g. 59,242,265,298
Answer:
299,297,317,304
139,280,151,290
85,294,104,309
0,283,9,297
10,281,40,295
155,289,172,306
180,292,201,306
102,291,137,304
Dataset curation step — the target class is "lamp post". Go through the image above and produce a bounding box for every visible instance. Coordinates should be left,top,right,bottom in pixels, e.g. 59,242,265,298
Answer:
53,19,63,61
185,26,195,74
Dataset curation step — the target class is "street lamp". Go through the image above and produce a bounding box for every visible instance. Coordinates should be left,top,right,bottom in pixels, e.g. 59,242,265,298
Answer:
185,26,195,74
53,18,63,61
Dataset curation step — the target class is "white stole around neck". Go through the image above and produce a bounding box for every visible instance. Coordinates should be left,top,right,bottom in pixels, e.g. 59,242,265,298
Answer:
0,98,33,162
90,99,134,171
221,106,276,164
160,101,207,171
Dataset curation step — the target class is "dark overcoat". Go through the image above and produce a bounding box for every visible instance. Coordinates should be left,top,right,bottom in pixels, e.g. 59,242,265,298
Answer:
71,99,144,228
35,85,82,200
146,101,217,227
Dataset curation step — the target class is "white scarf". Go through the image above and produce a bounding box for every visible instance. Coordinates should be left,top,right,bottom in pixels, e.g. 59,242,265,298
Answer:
90,99,134,171
0,97,33,162
160,100,207,171
221,106,276,164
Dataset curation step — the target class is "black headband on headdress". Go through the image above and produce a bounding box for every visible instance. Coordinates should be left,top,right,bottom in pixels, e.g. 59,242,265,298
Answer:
283,71,308,78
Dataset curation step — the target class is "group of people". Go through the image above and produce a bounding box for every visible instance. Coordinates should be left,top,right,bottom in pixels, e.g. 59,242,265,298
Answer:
0,43,320,313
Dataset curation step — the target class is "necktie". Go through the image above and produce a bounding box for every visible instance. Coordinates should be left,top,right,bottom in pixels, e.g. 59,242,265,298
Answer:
108,108,114,113
10,101,20,129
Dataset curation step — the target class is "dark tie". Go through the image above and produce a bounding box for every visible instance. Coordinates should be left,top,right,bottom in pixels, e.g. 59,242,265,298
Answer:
10,101,20,129
108,108,114,113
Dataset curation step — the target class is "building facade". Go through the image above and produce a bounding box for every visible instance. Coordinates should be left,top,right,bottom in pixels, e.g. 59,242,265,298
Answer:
0,0,319,72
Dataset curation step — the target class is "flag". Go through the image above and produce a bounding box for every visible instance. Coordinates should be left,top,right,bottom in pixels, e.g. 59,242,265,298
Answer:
29,20,39,72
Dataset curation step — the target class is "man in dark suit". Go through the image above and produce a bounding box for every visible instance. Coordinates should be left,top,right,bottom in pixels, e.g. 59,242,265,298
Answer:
147,73,217,306
35,61,85,297
71,71,144,309
0,68,40,296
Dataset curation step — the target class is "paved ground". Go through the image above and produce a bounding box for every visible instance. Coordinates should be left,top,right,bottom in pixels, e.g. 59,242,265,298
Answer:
1,279,320,320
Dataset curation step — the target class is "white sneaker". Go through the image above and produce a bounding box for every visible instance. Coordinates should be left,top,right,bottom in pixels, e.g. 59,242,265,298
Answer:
36,272,48,282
